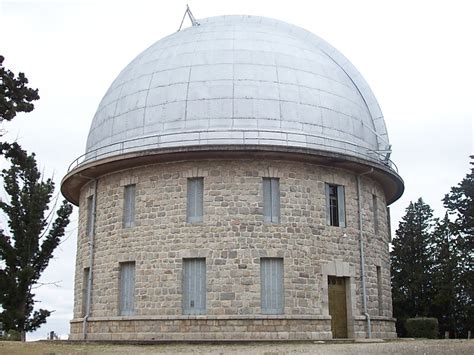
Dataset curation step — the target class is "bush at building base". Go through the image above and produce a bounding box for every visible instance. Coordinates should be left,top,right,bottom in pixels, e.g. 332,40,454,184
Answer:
406,317,438,339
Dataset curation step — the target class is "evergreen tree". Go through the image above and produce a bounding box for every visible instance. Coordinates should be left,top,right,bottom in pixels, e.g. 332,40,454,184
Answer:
0,145,73,341
442,157,473,337
0,55,39,155
431,214,460,337
391,198,435,336
0,55,39,122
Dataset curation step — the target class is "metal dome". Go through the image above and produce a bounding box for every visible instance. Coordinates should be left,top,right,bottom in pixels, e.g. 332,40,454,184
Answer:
83,15,392,167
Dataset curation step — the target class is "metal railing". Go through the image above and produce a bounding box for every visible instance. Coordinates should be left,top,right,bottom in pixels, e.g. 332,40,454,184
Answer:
67,129,398,173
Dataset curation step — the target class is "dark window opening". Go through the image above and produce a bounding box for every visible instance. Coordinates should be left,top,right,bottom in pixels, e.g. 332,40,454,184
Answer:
325,183,345,227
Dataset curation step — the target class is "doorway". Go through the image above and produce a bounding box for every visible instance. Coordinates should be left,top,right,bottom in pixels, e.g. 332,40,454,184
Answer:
328,276,348,338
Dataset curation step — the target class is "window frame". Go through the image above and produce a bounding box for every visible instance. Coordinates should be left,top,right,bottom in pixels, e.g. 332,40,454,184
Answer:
373,194,379,234
122,184,136,228
182,258,206,315
386,206,392,242
82,267,90,317
325,183,346,227
119,261,136,316
187,177,204,223
86,195,94,237
263,177,280,223
376,266,383,316
260,257,284,315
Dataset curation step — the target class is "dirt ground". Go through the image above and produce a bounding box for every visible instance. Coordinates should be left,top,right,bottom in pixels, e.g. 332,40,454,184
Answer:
0,339,473,355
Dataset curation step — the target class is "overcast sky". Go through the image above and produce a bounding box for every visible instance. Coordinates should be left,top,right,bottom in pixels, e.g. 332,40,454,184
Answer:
0,0,472,341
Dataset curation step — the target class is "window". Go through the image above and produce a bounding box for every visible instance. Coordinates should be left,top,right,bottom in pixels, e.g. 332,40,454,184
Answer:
387,206,392,241
86,195,94,237
325,183,345,227
123,184,136,228
263,178,280,223
182,258,206,315
260,258,284,314
373,194,379,234
82,267,90,317
187,178,203,223
119,262,135,316
377,266,383,315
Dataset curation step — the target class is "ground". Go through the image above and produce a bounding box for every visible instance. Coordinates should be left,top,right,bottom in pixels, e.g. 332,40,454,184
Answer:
0,339,472,355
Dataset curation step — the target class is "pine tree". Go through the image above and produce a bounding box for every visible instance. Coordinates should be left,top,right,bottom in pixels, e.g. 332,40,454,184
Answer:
391,198,435,336
0,145,73,341
442,157,474,337
0,55,39,122
0,55,40,155
431,214,459,337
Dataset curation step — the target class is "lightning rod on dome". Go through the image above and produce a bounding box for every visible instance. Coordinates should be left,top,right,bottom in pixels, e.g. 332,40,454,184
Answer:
178,5,199,31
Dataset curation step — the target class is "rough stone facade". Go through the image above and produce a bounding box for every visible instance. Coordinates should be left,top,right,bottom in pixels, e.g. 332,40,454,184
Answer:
70,159,396,340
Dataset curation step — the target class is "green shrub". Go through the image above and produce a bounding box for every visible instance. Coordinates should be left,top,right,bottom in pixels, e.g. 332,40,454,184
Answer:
406,317,438,339
0,329,21,341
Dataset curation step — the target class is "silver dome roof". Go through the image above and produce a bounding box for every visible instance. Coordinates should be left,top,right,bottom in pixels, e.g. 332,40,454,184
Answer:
84,15,392,166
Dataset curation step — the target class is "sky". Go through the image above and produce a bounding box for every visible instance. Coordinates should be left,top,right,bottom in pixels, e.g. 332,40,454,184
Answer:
0,0,472,341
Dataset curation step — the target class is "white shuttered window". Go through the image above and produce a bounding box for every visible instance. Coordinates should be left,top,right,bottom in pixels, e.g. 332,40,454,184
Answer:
377,266,383,315
123,184,136,228
86,195,94,237
187,178,204,223
263,178,280,223
260,258,284,314
182,258,206,315
119,262,135,316
373,194,379,234
325,183,346,227
82,267,90,317
387,206,392,241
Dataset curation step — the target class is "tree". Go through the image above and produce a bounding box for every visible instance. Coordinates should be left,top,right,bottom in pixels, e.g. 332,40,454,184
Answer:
431,214,460,337
391,198,435,336
0,55,39,122
0,55,39,155
391,159,473,338
0,145,73,341
441,157,474,337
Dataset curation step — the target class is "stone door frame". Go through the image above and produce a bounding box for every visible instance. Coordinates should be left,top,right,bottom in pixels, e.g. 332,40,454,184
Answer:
321,260,356,338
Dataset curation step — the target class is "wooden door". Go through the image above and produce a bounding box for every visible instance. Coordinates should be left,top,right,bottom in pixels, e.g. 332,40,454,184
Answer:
328,276,348,338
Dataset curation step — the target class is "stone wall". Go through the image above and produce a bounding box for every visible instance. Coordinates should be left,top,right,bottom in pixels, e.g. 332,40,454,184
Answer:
71,315,333,341
71,159,396,340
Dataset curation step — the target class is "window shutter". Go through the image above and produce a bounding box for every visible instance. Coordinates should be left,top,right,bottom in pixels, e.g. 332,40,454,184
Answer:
261,259,268,311
261,258,284,314
263,178,271,223
82,268,90,317
373,194,379,234
187,178,203,223
377,266,383,315
263,178,280,223
324,184,331,226
183,258,206,315
337,185,346,227
196,259,205,312
123,185,136,228
196,178,203,221
387,206,392,242
187,178,195,222
86,195,94,237
271,178,280,223
120,262,135,316
183,259,191,313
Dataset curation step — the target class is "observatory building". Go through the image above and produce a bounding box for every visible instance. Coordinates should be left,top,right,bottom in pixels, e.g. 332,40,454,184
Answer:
62,15,404,341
